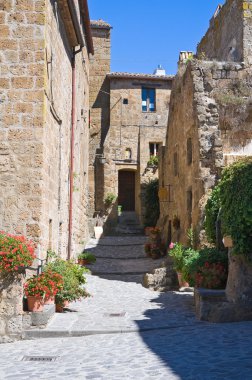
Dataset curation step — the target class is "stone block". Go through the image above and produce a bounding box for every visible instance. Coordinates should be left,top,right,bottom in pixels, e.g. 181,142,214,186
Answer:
30,304,55,326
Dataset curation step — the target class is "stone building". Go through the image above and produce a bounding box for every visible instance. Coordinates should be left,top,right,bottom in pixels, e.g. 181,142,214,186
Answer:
0,0,94,260
159,0,252,246
89,22,173,230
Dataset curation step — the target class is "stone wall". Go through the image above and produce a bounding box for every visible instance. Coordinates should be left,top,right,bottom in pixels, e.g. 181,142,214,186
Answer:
0,272,25,342
159,60,252,245
101,76,172,226
0,0,46,243
0,0,91,259
197,0,252,65
42,0,90,258
89,21,111,221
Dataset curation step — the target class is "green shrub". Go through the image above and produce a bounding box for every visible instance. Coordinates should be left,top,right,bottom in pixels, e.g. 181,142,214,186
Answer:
44,259,89,305
104,193,117,207
182,248,228,287
205,185,221,243
144,179,160,227
78,252,96,264
147,155,158,167
219,158,252,256
168,243,186,272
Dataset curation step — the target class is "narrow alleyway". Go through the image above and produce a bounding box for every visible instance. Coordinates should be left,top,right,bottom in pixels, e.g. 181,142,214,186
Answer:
1,236,252,379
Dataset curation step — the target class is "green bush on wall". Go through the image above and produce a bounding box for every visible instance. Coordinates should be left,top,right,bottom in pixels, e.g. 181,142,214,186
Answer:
219,158,252,256
205,185,221,243
144,179,160,227
205,158,252,256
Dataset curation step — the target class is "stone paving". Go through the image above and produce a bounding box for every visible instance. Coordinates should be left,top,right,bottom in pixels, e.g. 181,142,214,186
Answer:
1,235,252,379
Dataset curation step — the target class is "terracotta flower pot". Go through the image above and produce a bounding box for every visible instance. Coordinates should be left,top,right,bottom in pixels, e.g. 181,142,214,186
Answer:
78,259,89,266
56,300,70,313
177,272,189,288
44,296,55,305
27,296,44,312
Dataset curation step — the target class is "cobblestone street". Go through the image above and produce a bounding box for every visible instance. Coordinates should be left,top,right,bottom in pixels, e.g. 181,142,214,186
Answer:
1,236,252,379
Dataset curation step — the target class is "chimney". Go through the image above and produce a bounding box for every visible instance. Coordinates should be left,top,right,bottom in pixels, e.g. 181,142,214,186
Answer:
153,64,166,76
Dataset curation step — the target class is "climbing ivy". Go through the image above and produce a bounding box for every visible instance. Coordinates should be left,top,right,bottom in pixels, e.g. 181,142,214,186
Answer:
205,159,252,256
205,185,221,243
144,179,160,227
219,158,252,256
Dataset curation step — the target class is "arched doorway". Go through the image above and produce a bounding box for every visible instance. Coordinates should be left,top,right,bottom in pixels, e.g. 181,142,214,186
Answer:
118,170,135,211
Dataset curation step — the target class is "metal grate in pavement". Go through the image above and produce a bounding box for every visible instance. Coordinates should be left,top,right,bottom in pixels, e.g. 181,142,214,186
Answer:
22,356,58,362
104,312,126,317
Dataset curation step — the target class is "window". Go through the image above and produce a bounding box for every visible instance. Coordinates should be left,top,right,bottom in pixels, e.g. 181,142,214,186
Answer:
125,148,132,160
173,152,178,176
187,138,192,165
149,143,160,157
123,98,128,105
142,88,156,112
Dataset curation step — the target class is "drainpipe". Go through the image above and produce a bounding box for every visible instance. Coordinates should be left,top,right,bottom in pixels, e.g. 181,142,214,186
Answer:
68,46,82,260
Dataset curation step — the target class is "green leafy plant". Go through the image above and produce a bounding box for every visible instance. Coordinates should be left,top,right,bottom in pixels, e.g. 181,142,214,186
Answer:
104,193,117,207
168,242,186,272
44,259,89,306
205,186,221,243
218,158,252,256
78,252,96,264
147,155,158,167
0,232,36,273
182,248,228,287
144,179,160,227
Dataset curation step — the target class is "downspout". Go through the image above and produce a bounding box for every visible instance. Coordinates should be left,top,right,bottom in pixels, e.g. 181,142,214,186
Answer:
68,46,82,260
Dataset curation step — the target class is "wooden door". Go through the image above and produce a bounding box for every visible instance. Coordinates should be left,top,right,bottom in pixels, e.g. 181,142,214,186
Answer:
118,171,135,211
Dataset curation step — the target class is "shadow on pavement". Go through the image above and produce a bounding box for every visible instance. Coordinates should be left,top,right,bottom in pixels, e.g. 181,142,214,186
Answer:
135,291,252,379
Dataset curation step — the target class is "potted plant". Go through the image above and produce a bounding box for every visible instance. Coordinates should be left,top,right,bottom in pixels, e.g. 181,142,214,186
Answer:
147,155,158,167
168,242,189,287
24,274,46,312
0,232,35,274
182,247,228,289
78,252,96,266
149,227,161,238
45,259,89,312
42,270,63,304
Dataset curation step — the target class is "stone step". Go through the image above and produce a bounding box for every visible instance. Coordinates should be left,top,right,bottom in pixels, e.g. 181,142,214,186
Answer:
93,273,144,283
88,257,164,275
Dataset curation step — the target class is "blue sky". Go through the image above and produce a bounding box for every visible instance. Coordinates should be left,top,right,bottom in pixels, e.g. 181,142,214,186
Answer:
89,0,223,75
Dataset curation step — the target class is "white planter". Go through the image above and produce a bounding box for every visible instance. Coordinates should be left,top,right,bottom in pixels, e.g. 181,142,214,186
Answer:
94,226,103,240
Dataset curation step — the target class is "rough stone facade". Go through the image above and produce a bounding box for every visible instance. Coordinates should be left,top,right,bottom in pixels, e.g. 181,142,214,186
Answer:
197,0,252,65
0,0,92,259
88,22,173,230
102,74,172,227
159,1,252,246
158,0,252,320
89,21,111,223
0,272,25,342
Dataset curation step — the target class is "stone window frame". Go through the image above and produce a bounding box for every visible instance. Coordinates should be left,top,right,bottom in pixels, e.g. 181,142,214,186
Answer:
149,142,161,157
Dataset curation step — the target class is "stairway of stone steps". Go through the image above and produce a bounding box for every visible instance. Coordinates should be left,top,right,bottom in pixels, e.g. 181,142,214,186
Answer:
115,211,144,235
86,236,164,283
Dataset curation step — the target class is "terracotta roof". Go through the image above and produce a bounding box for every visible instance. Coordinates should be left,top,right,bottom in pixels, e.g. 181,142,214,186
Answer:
107,72,174,80
90,19,112,29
